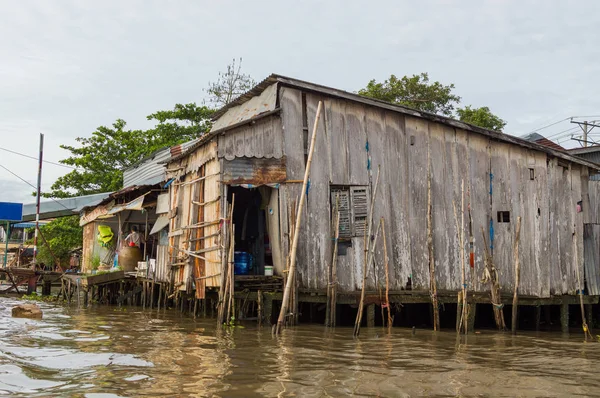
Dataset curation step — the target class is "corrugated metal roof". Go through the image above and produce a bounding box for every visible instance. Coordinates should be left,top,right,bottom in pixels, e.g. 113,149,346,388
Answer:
22,192,112,222
222,157,287,185
569,145,600,155
185,74,600,172
523,133,566,152
123,139,200,187
571,150,600,180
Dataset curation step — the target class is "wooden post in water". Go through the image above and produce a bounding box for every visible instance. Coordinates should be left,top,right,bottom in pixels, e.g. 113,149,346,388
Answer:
511,216,522,335
257,290,263,327
456,291,463,333
561,302,569,334
327,195,341,327
354,166,381,337
367,304,375,328
426,152,440,331
276,101,323,335
381,218,392,329
573,230,592,340
481,227,506,330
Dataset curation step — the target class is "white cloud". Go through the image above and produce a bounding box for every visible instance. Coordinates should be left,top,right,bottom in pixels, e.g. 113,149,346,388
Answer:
1,0,599,202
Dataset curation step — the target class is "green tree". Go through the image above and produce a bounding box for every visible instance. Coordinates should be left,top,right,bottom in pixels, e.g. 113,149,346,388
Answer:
207,58,256,107
456,105,506,131
33,216,82,269
46,104,214,198
358,73,461,116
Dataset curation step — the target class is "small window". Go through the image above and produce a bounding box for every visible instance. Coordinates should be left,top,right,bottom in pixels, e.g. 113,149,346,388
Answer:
497,211,510,223
331,185,370,238
529,168,535,180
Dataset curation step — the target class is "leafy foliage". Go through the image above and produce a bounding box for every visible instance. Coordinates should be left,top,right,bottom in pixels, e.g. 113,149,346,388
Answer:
359,72,505,131
456,105,506,132
46,104,214,198
358,73,461,116
34,216,82,269
207,58,256,107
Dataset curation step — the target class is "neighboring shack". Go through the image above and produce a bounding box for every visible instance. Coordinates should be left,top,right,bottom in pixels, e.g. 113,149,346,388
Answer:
164,74,600,309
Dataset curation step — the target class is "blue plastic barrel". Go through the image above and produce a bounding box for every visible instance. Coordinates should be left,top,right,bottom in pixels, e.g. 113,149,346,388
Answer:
234,252,251,275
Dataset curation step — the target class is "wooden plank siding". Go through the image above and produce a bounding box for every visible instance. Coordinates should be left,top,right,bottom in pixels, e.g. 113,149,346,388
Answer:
163,82,592,299
277,86,589,297
166,143,221,294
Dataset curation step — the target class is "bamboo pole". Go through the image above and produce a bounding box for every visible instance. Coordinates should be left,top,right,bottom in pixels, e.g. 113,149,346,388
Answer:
573,230,593,340
453,180,468,334
354,166,381,336
228,224,235,324
328,195,341,327
511,216,522,334
427,153,440,331
461,181,467,335
276,101,323,335
481,226,506,330
381,217,392,330
456,291,463,333
354,217,382,336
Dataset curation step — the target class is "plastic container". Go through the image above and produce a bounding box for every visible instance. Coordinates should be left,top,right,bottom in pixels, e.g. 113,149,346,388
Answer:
264,265,273,276
234,252,251,275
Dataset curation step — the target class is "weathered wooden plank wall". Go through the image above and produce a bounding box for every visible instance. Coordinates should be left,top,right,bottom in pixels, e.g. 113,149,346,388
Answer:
278,86,588,297
166,143,221,293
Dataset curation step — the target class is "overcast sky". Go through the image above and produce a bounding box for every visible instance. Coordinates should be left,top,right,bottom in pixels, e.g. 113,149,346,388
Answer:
1,0,599,203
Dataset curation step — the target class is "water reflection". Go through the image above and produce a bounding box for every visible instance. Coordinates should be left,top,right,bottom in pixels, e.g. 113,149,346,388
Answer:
0,297,599,397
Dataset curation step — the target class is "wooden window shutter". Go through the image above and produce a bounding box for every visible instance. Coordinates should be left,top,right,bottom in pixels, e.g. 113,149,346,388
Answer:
351,187,369,237
331,188,352,238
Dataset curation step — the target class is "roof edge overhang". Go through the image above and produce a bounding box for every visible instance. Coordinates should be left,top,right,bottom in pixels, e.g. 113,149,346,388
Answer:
197,73,600,172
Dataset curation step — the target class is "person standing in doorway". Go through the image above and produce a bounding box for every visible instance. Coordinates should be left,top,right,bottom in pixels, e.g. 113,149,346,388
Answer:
125,226,142,248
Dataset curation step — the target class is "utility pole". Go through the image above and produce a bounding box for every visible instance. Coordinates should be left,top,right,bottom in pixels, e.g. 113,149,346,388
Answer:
570,120,600,147
32,133,44,268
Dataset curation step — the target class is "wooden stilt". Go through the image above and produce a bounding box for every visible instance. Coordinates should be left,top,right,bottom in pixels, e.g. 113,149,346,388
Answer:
456,291,463,333
354,166,381,337
561,302,569,334
367,304,375,328
574,231,593,340
481,227,506,330
426,145,440,331
381,218,392,330
467,303,476,333
511,216,522,335
355,217,382,336
257,290,263,327
150,282,155,309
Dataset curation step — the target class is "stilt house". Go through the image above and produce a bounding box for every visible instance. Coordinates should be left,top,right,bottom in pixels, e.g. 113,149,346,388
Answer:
164,74,600,308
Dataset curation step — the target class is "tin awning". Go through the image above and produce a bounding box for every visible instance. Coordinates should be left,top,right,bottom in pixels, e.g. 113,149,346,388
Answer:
107,193,148,215
149,215,169,235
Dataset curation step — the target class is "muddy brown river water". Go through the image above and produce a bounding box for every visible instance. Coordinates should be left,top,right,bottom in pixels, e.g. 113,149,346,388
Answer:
1,297,600,397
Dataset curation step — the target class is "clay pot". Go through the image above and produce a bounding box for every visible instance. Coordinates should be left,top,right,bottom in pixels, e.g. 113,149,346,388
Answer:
118,246,143,272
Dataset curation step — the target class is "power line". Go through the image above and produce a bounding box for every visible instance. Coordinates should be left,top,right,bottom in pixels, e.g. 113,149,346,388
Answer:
527,117,572,134
0,163,72,212
528,115,600,135
0,146,76,170
546,126,580,139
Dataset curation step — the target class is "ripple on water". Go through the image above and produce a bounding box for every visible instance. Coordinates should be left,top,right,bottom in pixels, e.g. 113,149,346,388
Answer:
1,297,600,397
